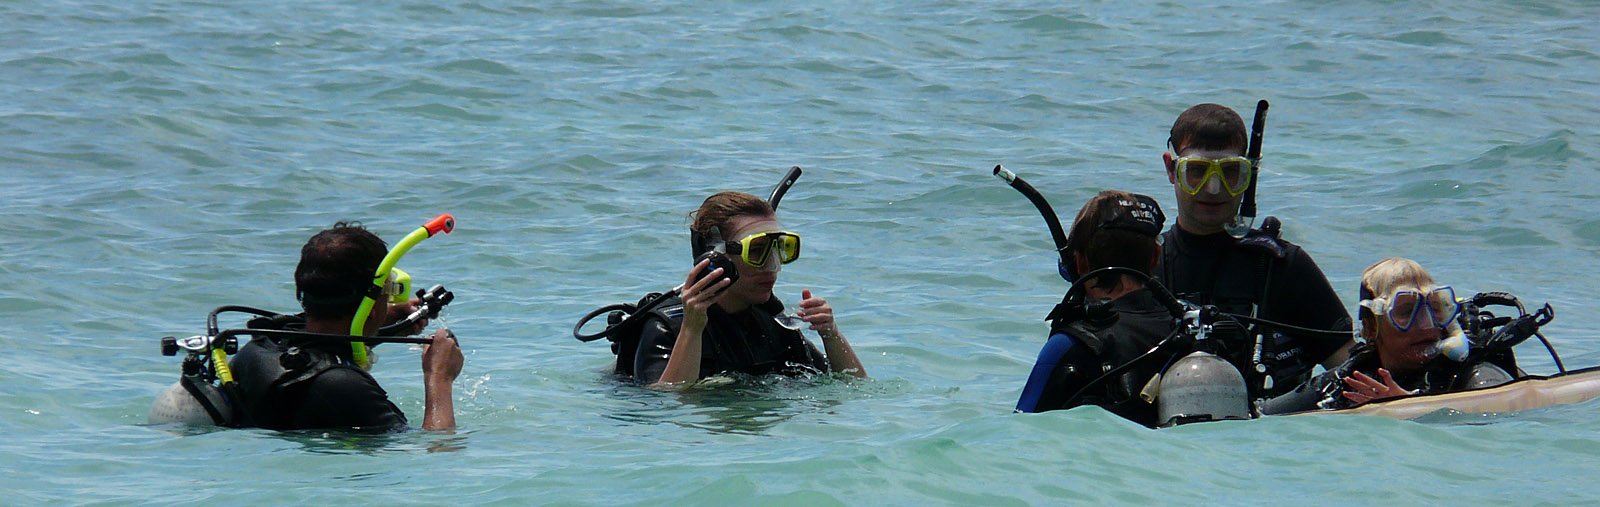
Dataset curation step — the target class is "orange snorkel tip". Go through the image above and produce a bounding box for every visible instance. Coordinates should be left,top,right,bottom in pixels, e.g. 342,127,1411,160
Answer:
424,214,455,236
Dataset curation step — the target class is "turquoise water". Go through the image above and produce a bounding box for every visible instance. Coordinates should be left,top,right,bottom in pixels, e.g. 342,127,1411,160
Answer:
4,0,1600,502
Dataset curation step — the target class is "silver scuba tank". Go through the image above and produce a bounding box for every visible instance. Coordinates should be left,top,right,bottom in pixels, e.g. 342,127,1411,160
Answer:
1156,351,1250,426
148,379,231,426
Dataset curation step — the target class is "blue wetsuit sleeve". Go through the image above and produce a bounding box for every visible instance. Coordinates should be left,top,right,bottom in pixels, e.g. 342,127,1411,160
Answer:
1016,332,1078,413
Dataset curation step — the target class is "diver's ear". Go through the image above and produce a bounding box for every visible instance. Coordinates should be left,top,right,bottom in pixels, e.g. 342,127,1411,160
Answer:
1360,317,1381,345
1074,252,1090,276
1147,244,1162,273
1163,152,1177,184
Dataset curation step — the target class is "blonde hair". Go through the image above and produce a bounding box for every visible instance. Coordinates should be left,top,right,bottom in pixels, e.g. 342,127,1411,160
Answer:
1357,257,1460,341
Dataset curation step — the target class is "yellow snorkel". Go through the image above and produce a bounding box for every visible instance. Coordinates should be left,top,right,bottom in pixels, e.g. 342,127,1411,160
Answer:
350,214,455,368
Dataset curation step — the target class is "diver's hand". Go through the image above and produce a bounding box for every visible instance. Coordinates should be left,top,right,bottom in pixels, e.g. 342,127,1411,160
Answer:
799,289,867,378
680,258,731,331
384,298,430,335
1341,368,1415,404
420,328,461,431
422,329,463,383
797,289,838,337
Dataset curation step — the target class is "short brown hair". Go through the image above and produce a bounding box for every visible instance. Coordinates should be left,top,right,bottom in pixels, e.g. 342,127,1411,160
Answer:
1169,103,1247,155
296,221,387,320
690,191,774,244
1066,190,1162,286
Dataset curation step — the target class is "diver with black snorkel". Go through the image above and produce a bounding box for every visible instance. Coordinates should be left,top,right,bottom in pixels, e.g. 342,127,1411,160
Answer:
574,167,867,388
149,216,463,431
1155,101,1355,398
995,166,1355,426
1011,190,1190,425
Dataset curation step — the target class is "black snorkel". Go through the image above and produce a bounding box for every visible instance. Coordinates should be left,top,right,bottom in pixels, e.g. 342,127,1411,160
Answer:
574,167,804,343
1226,100,1269,238
768,165,802,210
990,167,1189,325
992,165,1075,282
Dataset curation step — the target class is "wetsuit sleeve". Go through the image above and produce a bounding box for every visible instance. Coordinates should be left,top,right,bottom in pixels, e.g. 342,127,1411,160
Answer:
1258,373,1331,415
291,367,408,432
795,336,829,374
1017,332,1089,413
1274,247,1354,362
632,317,678,384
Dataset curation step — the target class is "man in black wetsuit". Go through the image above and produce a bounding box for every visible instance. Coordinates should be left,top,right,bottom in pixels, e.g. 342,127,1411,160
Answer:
633,191,867,387
1154,103,1354,398
1015,191,1181,427
229,222,463,431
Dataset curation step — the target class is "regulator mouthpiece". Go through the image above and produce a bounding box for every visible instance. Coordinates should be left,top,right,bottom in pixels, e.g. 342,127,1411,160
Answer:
1431,329,1471,362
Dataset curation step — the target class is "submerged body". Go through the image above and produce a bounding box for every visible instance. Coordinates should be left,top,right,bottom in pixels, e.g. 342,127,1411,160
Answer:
1016,288,1177,426
228,331,408,431
1305,367,1600,419
633,295,829,382
1259,344,1513,415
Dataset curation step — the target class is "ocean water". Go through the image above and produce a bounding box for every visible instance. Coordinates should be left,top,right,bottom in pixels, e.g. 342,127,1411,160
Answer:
4,0,1600,503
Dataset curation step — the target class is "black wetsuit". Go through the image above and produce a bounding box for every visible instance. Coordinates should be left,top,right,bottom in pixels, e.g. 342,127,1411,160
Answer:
1156,224,1352,397
633,295,829,383
1258,345,1513,414
1016,288,1180,427
229,335,407,432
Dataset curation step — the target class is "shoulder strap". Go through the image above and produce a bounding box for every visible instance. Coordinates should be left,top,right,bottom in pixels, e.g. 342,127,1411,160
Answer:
611,294,684,375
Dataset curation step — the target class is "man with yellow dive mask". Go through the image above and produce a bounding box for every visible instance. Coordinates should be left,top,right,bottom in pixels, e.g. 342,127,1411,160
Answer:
1153,103,1354,400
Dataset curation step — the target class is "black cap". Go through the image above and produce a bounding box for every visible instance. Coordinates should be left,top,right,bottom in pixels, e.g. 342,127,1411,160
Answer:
1099,194,1165,237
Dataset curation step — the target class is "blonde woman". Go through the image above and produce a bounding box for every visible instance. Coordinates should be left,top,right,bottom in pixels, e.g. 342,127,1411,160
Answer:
1261,258,1512,413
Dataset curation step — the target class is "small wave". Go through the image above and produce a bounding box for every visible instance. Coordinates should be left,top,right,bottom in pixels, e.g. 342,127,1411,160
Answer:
386,103,501,122
110,52,181,67
432,58,519,76
1389,30,1462,46
1013,14,1106,33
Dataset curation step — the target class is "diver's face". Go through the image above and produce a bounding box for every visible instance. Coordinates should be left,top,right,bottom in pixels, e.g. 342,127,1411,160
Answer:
1167,144,1246,235
1371,316,1440,374
721,214,782,307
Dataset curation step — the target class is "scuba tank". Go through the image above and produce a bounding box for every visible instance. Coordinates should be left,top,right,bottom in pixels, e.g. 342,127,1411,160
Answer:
149,378,232,426
1155,351,1251,426
149,332,239,426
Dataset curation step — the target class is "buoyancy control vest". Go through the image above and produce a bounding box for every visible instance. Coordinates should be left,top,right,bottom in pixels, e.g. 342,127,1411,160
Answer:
630,295,828,382
227,315,392,430
1040,288,1182,426
1157,217,1351,397
605,292,685,376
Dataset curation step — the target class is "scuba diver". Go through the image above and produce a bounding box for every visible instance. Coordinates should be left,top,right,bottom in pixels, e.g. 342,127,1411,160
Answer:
1154,102,1356,398
1014,191,1185,426
1261,258,1522,414
150,219,462,431
574,168,867,388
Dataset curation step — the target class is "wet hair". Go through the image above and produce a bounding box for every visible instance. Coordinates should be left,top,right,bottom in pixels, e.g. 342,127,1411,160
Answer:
1066,190,1163,289
1357,257,1452,340
1169,103,1247,155
295,221,388,320
689,191,774,247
